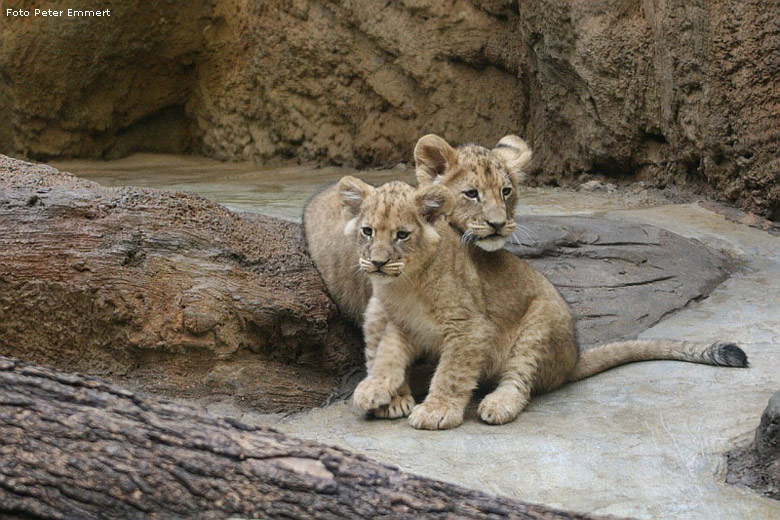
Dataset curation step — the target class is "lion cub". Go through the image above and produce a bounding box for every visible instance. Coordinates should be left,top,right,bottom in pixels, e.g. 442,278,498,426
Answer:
339,177,748,430
304,133,531,325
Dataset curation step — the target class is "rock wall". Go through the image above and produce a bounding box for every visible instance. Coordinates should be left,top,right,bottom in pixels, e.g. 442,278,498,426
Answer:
0,1,207,158
1,0,778,217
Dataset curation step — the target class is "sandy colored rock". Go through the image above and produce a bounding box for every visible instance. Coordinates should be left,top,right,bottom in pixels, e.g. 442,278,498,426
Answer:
0,1,207,158
1,1,778,218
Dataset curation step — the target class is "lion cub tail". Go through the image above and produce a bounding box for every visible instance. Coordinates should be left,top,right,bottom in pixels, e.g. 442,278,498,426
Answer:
568,340,748,382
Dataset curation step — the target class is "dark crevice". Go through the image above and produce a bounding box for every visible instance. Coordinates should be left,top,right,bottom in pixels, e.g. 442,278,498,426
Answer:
102,105,196,160
555,275,675,289
590,156,637,179
641,130,668,145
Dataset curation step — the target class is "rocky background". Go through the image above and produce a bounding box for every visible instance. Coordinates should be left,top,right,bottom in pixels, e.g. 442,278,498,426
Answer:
1,0,778,218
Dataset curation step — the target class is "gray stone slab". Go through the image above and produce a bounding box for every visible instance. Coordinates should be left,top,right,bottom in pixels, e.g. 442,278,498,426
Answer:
507,216,733,346
726,389,780,501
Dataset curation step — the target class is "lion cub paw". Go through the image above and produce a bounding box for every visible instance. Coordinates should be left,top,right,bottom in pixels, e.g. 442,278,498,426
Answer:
408,400,464,430
373,393,415,419
478,393,523,425
353,377,394,412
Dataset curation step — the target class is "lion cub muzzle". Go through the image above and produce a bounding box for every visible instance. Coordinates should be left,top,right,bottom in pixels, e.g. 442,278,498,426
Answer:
467,219,517,251
358,256,405,277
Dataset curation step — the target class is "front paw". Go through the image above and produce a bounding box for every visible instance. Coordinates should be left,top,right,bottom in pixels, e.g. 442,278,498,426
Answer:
408,400,464,430
373,393,415,419
478,392,523,425
353,377,393,412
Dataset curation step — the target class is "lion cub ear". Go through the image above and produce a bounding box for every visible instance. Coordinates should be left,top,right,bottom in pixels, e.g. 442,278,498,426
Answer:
414,134,458,185
493,135,532,183
338,176,372,217
415,185,455,224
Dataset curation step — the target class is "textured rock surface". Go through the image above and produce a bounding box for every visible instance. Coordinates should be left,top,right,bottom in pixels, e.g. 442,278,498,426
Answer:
1,1,778,217
509,215,732,346
758,390,780,460
0,1,207,158
0,154,364,413
727,389,780,501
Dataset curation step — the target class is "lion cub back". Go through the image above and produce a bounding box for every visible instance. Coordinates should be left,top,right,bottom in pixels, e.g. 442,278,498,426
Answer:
303,184,371,323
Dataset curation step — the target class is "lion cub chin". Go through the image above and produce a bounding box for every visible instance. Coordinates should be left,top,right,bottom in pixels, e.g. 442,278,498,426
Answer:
338,175,748,431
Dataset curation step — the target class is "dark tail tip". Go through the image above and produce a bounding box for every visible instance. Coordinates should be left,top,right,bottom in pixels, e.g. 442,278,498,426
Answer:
708,342,749,368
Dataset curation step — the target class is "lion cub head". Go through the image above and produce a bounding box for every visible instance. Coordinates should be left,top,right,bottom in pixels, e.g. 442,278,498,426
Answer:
414,134,532,252
338,178,454,282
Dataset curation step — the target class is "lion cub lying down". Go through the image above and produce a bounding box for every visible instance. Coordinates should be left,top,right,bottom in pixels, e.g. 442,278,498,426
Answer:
338,177,748,430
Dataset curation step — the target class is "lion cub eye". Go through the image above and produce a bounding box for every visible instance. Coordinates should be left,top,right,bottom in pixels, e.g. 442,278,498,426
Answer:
396,230,410,240
463,189,479,200
502,187,513,198
361,226,373,237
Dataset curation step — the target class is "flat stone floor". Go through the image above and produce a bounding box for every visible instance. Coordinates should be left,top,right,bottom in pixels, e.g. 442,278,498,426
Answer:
214,201,780,519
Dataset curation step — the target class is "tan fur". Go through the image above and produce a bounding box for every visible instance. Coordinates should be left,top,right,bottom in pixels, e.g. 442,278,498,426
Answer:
340,179,747,430
303,134,532,323
303,184,373,323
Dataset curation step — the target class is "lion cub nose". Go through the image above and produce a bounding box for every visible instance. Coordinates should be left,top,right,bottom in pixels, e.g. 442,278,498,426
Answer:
371,259,389,268
487,220,506,231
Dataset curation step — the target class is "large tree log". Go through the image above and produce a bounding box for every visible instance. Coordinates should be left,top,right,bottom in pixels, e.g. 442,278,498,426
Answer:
0,154,363,413
0,356,608,520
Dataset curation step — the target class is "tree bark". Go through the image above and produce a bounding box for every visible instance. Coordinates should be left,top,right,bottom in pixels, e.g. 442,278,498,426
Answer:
0,154,363,413
0,356,608,520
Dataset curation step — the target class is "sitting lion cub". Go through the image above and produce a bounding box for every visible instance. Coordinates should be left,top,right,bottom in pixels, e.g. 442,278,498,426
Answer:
338,177,748,430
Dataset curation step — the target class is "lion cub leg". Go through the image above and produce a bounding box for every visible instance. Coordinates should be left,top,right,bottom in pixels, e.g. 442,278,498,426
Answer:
478,356,535,425
373,378,415,419
353,322,414,413
355,298,415,416
409,324,489,430
479,299,575,425
361,296,388,374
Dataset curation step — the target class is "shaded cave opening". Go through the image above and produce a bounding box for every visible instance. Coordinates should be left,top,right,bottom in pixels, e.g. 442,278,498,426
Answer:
102,104,197,160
